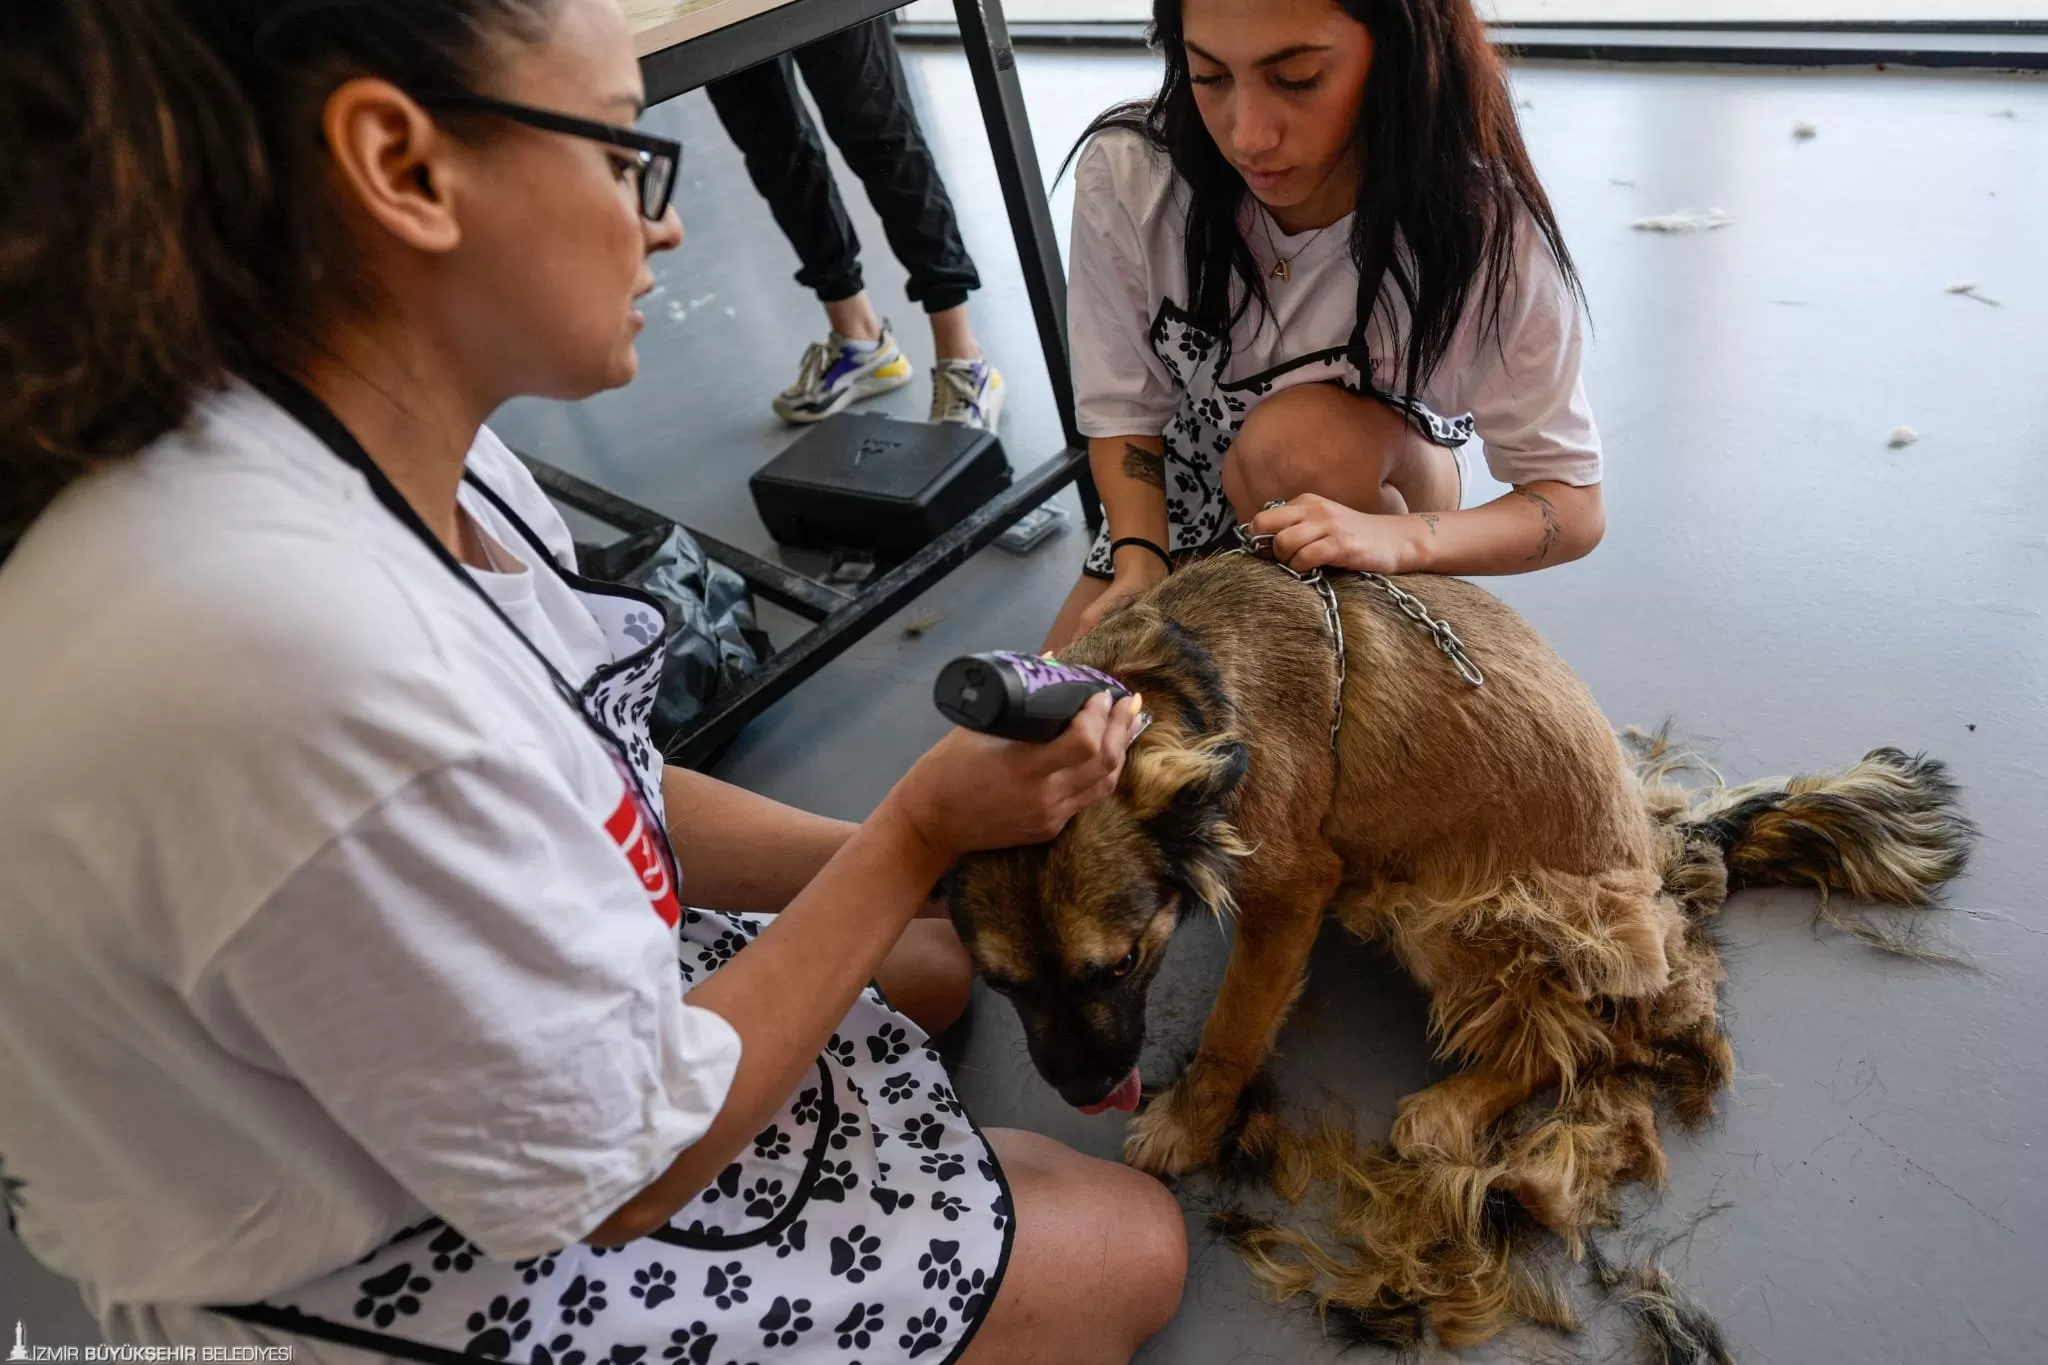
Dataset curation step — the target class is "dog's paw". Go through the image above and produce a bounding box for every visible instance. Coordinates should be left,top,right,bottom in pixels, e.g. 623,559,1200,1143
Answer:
1122,1081,1225,1176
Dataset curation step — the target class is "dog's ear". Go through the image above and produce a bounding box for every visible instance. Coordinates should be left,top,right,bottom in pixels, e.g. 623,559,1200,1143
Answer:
1124,731,1252,918
1125,731,1249,823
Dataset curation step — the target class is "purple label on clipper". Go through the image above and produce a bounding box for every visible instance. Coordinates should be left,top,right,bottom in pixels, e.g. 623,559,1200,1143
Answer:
987,650,1125,695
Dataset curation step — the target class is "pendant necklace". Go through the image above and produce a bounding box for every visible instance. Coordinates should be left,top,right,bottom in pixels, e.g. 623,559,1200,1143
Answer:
1260,209,1336,282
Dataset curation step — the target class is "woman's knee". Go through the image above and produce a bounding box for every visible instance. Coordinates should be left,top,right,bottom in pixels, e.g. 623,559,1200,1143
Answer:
969,1130,1187,1360
1227,383,1405,514
876,920,973,1037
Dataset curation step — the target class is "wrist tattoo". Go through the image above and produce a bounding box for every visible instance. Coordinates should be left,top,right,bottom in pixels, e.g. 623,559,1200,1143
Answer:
1517,488,1562,562
1121,442,1165,489
1417,513,1441,536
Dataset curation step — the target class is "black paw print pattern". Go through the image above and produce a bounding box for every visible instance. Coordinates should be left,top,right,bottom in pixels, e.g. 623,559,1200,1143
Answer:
629,1262,678,1310
790,1087,822,1127
827,1108,862,1151
464,1294,533,1359
950,1266,992,1319
901,1113,946,1150
530,1331,585,1365
765,1220,806,1259
428,1224,483,1274
750,1124,789,1161
741,1176,786,1220
811,1158,857,1203
599,1347,648,1365
926,1083,964,1119
870,1185,915,1217
865,1024,910,1066
701,1259,750,1310
828,1225,883,1283
758,1295,813,1349
515,1252,559,1286
920,1151,965,1182
835,1300,885,1351
899,1307,950,1359
557,1274,608,1327
878,1071,920,1104
918,1238,963,1291
698,1163,744,1204
659,1322,719,1365
929,1190,967,1221
825,1034,858,1068
352,1263,431,1328
701,930,747,967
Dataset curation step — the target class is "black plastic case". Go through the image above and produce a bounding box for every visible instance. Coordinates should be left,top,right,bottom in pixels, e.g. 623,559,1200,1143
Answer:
748,414,1012,560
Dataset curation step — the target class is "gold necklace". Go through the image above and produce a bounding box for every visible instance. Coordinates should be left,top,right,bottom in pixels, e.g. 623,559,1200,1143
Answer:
1259,210,1336,282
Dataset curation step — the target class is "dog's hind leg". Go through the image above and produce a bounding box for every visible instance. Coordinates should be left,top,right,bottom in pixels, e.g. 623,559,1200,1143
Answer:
1124,844,1344,1177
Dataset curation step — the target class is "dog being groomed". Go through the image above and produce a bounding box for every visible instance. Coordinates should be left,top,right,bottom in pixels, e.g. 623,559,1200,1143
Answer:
945,553,1974,1354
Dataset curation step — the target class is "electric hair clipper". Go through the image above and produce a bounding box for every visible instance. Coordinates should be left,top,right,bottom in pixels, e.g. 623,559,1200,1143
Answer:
933,650,1146,743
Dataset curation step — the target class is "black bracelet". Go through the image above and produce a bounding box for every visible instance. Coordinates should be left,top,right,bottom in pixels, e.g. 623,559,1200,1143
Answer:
1109,537,1175,573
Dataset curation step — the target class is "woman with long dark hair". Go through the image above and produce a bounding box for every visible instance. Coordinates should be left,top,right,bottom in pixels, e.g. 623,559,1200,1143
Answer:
0,1,1183,1361
1043,0,1602,650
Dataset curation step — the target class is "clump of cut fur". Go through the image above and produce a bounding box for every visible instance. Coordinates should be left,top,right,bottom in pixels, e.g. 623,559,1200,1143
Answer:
1587,1244,1736,1365
1221,730,1973,1354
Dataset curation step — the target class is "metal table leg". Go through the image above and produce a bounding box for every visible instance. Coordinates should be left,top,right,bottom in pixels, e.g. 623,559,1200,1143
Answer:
954,0,1103,535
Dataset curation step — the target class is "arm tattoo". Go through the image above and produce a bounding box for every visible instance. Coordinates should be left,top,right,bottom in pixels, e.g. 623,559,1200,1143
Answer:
1417,513,1441,536
1121,442,1165,489
1517,488,1563,562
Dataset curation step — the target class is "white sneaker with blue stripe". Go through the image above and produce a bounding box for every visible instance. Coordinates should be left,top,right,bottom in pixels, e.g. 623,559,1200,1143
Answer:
770,323,914,424
929,357,1006,432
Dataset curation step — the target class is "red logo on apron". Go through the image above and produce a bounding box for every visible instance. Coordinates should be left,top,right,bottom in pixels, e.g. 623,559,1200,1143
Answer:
605,788,681,928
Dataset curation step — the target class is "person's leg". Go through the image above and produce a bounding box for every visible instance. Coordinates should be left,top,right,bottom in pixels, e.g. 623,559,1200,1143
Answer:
1042,574,1115,653
929,305,980,361
707,58,913,421
793,20,982,328
958,1129,1187,1364
1222,383,1461,524
823,291,885,343
704,56,864,306
874,918,973,1037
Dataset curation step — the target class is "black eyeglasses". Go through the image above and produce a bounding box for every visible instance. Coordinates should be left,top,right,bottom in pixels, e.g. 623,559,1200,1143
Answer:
418,92,680,221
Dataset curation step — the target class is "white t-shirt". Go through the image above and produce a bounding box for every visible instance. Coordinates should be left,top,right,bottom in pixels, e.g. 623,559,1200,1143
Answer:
1066,129,1602,489
0,382,742,1321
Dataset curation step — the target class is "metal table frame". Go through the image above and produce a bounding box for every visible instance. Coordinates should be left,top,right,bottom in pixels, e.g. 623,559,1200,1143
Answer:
530,0,1100,769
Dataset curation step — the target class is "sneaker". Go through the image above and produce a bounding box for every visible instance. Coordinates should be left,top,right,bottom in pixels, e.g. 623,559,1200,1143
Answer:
929,358,1006,432
770,323,914,424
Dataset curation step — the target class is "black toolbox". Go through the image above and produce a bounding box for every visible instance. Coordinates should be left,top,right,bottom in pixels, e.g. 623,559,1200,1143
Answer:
749,414,1012,561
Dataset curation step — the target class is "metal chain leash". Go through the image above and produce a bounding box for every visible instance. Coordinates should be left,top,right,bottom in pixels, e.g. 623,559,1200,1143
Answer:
1225,501,1485,752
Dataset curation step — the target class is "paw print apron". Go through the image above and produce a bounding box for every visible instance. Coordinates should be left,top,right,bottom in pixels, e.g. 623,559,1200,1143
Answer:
214,380,1012,1365
1081,301,1477,579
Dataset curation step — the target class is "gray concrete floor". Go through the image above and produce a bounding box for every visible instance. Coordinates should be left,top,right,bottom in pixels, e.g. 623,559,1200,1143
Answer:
8,50,2047,1365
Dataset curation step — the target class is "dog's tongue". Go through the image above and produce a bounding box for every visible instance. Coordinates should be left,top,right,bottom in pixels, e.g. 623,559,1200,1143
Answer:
1078,1068,1143,1115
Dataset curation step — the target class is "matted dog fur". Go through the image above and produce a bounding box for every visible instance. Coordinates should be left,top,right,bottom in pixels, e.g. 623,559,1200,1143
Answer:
947,555,1972,1351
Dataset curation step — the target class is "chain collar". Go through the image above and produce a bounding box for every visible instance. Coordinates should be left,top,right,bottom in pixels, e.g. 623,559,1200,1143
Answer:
1224,499,1485,754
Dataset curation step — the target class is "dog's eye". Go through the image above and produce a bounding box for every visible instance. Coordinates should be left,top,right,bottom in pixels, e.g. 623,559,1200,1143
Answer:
1112,948,1140,978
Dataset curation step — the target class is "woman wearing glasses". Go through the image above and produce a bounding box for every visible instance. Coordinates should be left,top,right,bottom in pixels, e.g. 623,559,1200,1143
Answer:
0,2,1184,1364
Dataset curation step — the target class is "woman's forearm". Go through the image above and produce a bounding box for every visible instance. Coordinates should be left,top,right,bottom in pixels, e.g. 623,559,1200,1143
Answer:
1089,434,1171,547
1408,481,1605,575
661,766,854,913
588,797,949,1244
